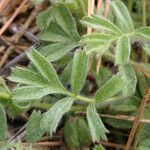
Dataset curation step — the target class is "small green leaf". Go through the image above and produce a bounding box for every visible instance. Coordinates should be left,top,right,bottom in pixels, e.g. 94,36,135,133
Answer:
12,86,53,101
9,67,48,86
27,49,66,93
41,97,74,135
87,104,108,142
76,118,91,146
38,22,71,42
82,14,122,34
40,42,79,62
36,8,52,30
111,0,134,32
120,64,137,96
26,111,44,143
71,50,88,94
115,35,131,65
52,4,80,41
0,104,7,141
95,74,123,102
64,118,80,149
135,27,150,41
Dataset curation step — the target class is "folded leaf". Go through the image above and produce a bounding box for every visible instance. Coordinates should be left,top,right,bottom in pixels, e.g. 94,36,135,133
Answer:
26,111,44,143
41,97,74,135
71,50,88,94
120,64,137,96
135,27,150,41
111,0,134,32
82,14,122,34
0,104,7,142
95,74,123,101
27,49,66,93
115,35,131,65
87,104,108,142
52,4,80,41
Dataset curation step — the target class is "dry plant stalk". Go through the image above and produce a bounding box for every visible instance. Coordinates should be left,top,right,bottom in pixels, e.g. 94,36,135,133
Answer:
125,82,150,150
87,0,95,71
0,0,28,36
0,0,10,15
96,0,110,75
11,2,43,43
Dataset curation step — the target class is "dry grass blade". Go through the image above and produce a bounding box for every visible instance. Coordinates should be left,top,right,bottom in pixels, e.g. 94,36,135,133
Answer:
0,0,28,36
125,82,150,150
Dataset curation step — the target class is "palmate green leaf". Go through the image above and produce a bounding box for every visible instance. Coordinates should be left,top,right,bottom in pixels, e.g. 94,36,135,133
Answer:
95,74,123,102
71,50,88,94
81,14,122,34
38,21,71,42
0,104,7,142
111,0,134,32
36,8,52,30
120,64,137,96
41,97,74,135
9,49,68,101
86,104,108,142
27,49,66,93
26,111,44,143
115,35,131,65
135,27,150,41
52,4,80,41
40,42,79,62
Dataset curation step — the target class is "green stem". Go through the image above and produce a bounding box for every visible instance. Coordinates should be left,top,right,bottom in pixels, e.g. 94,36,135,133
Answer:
76,0,87,16
32,96,125,112
67,91,95,103
142,0,148,63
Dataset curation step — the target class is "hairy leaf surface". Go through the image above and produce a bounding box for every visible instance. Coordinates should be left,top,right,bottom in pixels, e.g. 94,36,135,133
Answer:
87,104,108,142
115,35,131,65
111,0,134,32
82,14,122,34
71,50,88,94
41,97,74,135
26,111,44,143
120,64,137,96
95,74,123,101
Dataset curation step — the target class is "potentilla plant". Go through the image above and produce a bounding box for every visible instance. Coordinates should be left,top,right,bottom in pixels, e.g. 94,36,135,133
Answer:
0,0,150,149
